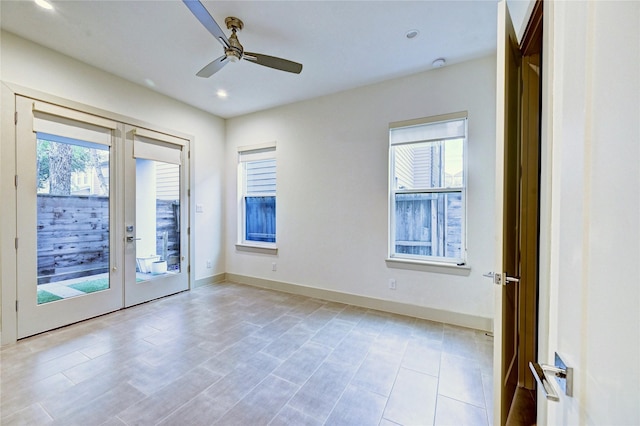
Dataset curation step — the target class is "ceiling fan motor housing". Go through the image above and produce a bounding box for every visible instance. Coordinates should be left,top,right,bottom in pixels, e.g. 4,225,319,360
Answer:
225,30,243,61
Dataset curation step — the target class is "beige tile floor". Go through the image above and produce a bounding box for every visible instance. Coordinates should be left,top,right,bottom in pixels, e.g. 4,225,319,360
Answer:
1,282,494,425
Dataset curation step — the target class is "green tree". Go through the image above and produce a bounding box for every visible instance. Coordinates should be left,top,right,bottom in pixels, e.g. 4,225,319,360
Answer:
37,139,91,195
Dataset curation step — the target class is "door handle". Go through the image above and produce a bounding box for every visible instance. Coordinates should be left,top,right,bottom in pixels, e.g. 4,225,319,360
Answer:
529,352,573,401
126,236,141,242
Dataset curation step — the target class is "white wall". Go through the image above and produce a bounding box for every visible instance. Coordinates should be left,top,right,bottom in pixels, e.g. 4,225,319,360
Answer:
540,1,640,424
226,56,497,327
1,31,496,333
0,31,226,282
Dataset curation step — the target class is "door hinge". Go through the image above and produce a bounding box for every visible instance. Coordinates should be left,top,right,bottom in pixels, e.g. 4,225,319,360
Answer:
14,111,18,125
187,189,190,197
14,175,18,188
188,265,191,273
188,151,191,159
15,300,19,312
187,227,190,235
15,237,18,249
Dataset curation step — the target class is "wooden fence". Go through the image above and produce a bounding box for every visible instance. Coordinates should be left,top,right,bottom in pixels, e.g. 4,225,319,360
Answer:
37,194,110,284
245,196,276,242
155,200,181,270
37,195,180,283
394,192,462,258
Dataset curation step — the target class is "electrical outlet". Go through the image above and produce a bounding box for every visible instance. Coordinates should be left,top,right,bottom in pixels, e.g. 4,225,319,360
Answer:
389,279,396,290
272,262,277,272
206,260,212,269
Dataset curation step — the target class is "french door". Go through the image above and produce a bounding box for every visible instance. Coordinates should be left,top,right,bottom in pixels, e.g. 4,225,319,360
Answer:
123,125,188,307
15,97,123,338
15,96,189,338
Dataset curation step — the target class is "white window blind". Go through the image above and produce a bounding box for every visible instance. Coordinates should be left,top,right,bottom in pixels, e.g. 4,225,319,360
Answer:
238,144,276,162
132,129,184,165
390,111,467,145
32,106,115,147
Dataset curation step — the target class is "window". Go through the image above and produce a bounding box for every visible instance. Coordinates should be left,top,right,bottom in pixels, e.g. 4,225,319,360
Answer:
389,113,467,264
238,144,276,247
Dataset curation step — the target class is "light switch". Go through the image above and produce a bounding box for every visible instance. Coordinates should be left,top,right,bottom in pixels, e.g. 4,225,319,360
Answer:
196,204,204,213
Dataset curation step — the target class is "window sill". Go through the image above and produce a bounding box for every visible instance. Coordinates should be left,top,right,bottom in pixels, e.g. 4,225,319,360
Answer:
236,244,278,255
385,258,471,276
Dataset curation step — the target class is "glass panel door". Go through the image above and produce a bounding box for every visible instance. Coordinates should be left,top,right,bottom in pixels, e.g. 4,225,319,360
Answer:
16,97,123,339
124,126,188,307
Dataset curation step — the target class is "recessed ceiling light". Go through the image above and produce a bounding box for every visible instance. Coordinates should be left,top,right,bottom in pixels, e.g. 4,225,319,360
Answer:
405,29,419,39
34,0,54,10
144,78,156,87
216,90,228,99
432,58,446,68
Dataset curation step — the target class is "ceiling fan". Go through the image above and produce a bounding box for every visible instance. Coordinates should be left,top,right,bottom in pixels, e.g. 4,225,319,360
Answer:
182,0,303,77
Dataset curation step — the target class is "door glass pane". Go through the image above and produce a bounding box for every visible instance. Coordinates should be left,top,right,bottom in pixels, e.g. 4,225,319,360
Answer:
135,159,181,282
36,133,110,304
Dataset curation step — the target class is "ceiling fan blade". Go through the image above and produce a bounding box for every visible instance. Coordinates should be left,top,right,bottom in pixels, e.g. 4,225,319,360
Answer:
243,52,303,74
182,0,230,48
196,55,229,78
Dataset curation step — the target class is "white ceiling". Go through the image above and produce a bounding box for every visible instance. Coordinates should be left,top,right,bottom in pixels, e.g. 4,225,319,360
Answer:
1,0,498,118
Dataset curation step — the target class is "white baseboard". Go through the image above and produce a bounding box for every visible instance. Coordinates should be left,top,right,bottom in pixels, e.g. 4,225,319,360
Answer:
193,272,226,288
225,273,492,332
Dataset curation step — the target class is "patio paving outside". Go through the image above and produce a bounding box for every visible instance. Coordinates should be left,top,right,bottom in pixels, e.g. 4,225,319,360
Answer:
36,272,168,304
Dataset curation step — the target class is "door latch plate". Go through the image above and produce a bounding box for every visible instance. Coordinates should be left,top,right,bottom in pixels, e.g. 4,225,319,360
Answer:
554,352,573,396
494,273,503,286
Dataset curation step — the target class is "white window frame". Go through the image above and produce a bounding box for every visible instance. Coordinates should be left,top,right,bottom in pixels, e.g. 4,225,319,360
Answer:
388,112,467,265
237,142,277,251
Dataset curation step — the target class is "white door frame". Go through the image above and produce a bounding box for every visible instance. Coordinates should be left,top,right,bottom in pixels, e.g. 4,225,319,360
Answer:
1,85,20,345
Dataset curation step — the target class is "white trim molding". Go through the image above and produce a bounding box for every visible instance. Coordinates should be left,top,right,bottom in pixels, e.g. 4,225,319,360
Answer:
194,273,226,288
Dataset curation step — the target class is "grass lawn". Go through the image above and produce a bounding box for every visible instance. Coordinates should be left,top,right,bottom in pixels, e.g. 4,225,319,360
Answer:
38,276,152,304
37,290,64,305
69,278,110,293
